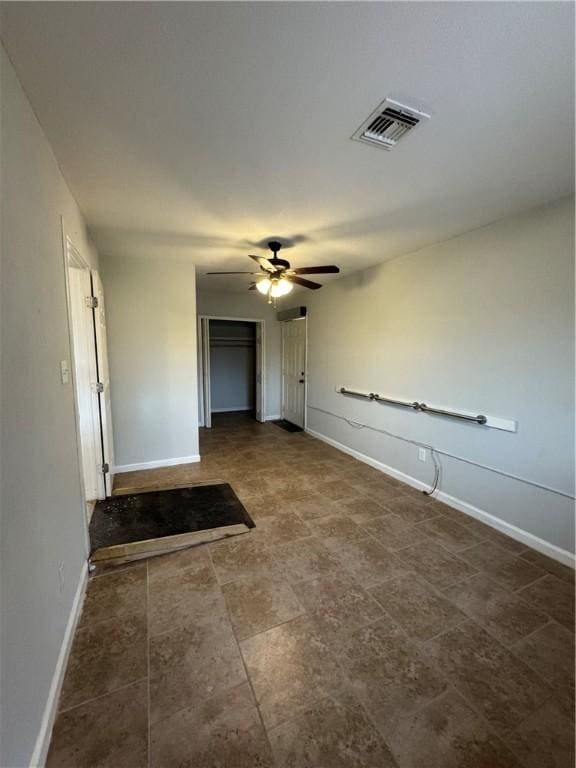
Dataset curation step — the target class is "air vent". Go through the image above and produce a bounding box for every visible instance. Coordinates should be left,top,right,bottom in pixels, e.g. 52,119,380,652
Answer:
352,98,430,150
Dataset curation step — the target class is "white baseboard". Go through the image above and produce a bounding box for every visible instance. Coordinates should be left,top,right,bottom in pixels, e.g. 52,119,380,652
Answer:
306,427,575,569
30,561,88,768
113,455,201,473
211,407,253,413
265,414,281,421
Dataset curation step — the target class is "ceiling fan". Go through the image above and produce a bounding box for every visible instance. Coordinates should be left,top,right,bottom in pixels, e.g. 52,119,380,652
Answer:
206,240,340,304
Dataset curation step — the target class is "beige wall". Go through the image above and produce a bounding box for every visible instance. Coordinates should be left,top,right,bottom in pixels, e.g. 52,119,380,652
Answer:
101,256,199,469
0,45,99,766
289,197,575,557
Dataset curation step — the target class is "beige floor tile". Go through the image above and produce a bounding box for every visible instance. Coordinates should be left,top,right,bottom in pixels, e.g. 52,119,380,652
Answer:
340,466,392,486
338,496,392,525
310,514,369,545
79,565,147,627
288,494,341,521
326,537,409,588
268,693,398,768
149,614,246,722
59,614,147,711
464,521,530,554
427,500,477,526
271,536,343,584
240,615,345,729
250,511,314,546
148,547,226,635
380,497,441,524
458,542,545,591
416,515,484,552
396,540,477,588
222,573,304,639
358,482,406,504
47,681,148,768
518,550,575,586
425,619,550,733
150,581,228,637
506,700,575,768
385,689,522,768
517,574,575,631
316,479,361,502
148,542,213,577
209,535,275,584
58,415,572,768
335,615,448,740
443,572,548,646
370,573,466,640
150,683,274,768
511,621,575,689
293,572,383,643
554,685,576,723
241,493,288,520
362,513,430,551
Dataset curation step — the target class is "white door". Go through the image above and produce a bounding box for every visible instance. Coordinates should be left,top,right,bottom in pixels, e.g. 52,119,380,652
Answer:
282,318,306,428
91,271,115,496
68,262,105,501
200,317,212,428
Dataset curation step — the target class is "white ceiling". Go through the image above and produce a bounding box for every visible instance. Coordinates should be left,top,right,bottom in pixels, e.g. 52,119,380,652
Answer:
1,2,574,292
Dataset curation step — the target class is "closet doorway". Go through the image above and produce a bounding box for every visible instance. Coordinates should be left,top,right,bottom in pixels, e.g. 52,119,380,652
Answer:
198,316,265,428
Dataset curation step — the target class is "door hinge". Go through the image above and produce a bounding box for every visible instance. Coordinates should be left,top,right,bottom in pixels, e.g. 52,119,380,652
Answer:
85,296,99,309
100,462,110,474
92,382,104,393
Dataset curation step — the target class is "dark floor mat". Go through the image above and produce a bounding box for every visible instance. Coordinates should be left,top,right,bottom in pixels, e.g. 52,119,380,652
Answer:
89,483,254,556
272,419,303,433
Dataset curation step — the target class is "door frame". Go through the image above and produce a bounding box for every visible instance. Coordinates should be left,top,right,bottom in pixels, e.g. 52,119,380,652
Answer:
197,315,266,428
62,223,107,511
280,316,308,430
91,271,115,496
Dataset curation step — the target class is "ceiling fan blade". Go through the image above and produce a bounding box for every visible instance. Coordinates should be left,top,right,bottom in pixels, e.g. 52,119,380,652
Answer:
248,283,257,291
249,254,275,272
205,271,260,275
292,265,340,275
286,275,322,290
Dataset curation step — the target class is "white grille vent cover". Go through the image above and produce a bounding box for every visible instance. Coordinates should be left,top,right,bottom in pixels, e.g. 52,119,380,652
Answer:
352,98,430,150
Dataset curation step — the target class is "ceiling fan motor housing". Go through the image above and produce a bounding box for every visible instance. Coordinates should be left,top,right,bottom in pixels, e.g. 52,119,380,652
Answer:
268,258,290,270
266,241,289,270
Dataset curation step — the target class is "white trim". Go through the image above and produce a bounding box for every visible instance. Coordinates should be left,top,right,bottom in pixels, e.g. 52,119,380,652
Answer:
114,455,201,473
29,562,88,768
265,414,282,421
306,427,575,568
62,224,105,503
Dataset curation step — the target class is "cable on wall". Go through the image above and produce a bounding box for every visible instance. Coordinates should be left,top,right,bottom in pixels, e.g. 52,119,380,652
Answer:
307,404,575,501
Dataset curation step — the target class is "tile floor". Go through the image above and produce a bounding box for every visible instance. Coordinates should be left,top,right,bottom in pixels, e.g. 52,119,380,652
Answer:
47,413,575,768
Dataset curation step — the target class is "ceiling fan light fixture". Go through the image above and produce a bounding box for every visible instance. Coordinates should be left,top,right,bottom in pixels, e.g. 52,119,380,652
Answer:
271,279,293,297
256,278,271,295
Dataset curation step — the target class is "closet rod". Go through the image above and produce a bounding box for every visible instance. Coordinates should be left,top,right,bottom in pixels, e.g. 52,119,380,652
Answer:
338,387,487,425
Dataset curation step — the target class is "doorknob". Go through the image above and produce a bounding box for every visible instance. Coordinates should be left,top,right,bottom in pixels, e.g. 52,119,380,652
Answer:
299,379,305,383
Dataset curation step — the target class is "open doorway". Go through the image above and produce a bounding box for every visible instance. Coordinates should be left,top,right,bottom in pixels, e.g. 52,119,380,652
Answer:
63,231,114,510
198,316,265,428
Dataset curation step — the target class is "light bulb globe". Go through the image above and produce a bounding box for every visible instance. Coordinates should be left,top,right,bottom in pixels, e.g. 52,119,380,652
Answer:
256,278,271,295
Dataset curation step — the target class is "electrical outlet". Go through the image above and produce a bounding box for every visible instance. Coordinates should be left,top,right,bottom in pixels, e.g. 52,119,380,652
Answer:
58,561,66,594
418,448,427,462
